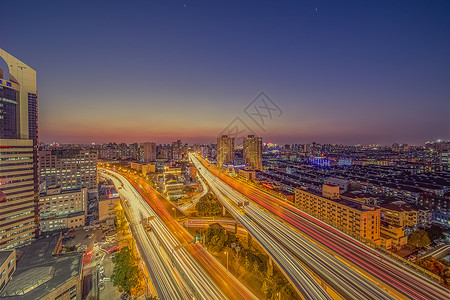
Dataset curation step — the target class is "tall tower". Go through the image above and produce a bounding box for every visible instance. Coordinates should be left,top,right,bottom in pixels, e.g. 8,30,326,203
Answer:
243,135,262,170
0,48,39,250
217,135,235,168
140,142,156,163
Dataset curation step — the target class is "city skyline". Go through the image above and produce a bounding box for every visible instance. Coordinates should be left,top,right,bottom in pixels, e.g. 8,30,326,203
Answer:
1,1,449,145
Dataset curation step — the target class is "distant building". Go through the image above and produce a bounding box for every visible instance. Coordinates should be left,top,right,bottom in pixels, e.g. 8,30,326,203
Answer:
324,177,350,193
217,135,234,168
0,235,83,299
39,186,87,233
341,191,378,206
322,184,340,200
442,150,449,171
238,169,256,181
243,135,262,170
39,149,98,192
140,142,156,163
0,49,40,250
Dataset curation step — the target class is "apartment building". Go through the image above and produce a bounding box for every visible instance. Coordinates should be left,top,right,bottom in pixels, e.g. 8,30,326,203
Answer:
295,185,381,241
217,135,234,168
379,201,418,228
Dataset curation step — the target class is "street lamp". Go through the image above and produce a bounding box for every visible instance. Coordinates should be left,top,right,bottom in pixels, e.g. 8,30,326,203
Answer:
224,251,229,271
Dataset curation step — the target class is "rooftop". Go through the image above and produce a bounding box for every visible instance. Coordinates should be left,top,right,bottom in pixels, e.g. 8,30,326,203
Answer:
0,250,14,267
0,235,82,299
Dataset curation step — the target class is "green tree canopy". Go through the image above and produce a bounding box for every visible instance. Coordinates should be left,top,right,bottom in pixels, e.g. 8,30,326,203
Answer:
110,246,143,295
195,193,222,216
408,230,431,248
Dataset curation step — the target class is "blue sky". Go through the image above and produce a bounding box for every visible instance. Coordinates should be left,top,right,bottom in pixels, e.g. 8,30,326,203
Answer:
1,0,449,144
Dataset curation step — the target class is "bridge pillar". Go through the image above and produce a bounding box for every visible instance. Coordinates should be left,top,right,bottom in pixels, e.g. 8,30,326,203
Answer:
222,205,226,216
235,223,238,235
267,257,273,277
248,232,253,249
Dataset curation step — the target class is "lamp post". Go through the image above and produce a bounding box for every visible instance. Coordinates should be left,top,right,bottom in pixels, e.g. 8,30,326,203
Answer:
224,251,229,271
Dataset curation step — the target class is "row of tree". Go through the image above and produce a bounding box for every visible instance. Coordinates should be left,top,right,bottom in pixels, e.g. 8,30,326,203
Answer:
203,224,297,299
110,246,144,296
416,257,450,288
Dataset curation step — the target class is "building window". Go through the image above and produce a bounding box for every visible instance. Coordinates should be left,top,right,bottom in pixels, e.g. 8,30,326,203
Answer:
69,285,76,294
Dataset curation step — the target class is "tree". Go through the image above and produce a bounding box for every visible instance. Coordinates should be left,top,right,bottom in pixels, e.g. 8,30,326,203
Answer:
253,260,260,274
110,247,143,295
408,230,431,248
261,280,269,298
205,227,228,252
195,193,222,216
244,255,250,271
416,257,445,276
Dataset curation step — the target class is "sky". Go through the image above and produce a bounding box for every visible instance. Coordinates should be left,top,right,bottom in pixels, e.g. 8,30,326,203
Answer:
1,0,449,145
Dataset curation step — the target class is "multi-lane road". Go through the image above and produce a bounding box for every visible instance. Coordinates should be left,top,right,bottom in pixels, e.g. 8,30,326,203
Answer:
101,169,228,300
191,153,450,300
101,168,259,300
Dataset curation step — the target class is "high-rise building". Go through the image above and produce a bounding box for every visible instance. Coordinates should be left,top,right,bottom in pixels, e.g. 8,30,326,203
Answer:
39,149,98,192
171,140,183,160
243,135,262,170
140,142,156,163
0,49,39,250
217,135,234,168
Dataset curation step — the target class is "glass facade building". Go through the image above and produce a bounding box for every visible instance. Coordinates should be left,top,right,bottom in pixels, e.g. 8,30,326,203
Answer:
0,48,39,250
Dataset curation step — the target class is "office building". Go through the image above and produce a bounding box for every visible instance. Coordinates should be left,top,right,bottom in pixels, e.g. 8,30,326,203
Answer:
39,149,98,192
140,142,156,163
0,49,39,250
39,186,87,232
217,135,234,168
243,135,262,170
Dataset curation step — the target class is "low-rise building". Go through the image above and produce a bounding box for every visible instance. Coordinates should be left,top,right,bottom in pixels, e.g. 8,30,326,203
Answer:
380,201,418,228
0,250,16,293
341,191,378,206
99,196,120,225
295,186,381,242
238,169,256,181
324,177,350,193
380,222,408,250
39,186,87,233
0,235,83,299
417,208,432,227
